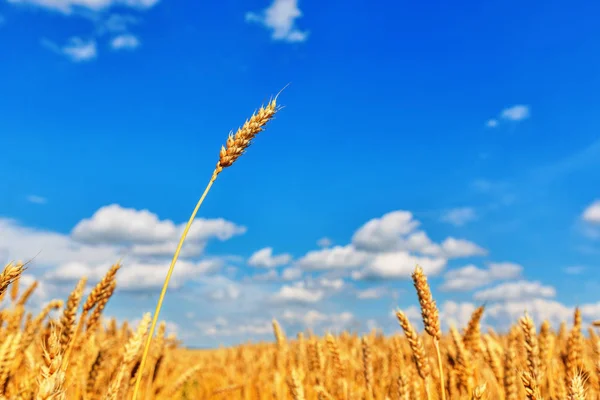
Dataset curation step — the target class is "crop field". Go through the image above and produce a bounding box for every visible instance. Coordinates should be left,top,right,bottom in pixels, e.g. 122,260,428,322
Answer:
0,259,597,400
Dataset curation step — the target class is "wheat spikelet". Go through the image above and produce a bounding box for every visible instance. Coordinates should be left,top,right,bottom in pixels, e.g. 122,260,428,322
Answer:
0,262,25,298
36,323,66,400
568,372,586,400
106,312,151,400
520,313,540,385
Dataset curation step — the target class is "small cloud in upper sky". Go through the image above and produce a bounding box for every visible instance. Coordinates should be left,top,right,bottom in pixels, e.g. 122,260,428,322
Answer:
486,104,530,127
486,119,498,128
42,37,97,62
441,207,477,227
582,200,600,224
110,34,140,50
246,0,308,43
501,105,530,121
317,237,332,248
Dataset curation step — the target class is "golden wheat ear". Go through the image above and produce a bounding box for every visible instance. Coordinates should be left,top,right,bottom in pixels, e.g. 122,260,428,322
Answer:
131,91,284,400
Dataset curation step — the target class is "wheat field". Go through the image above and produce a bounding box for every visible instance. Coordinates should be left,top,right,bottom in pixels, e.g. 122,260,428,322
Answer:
0,259,598,400
3,96,597,399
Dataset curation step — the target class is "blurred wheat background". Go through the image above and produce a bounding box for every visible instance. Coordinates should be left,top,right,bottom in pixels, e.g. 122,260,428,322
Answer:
2,260,598,400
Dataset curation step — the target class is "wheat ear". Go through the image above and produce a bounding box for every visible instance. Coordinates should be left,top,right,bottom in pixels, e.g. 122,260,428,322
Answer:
412,265,446,400
131,92,282,400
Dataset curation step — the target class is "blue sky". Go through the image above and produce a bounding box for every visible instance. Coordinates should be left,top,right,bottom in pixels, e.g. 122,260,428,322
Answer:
1,0,600,347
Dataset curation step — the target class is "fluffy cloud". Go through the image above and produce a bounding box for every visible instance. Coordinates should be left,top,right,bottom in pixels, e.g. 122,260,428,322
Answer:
281,267,302,280
272,283,323,304
71,204,245,246
351,211,486,259
316,277,344,290
282,309,355,331
246,0,308,42
248,247,292,268
0,217,120,269
440,262,522,292
46,258,222,291
294,210,485,281
486,299,577,328
501,105,530,121
485,105,530,128
440,301,479,329
0,204,243,292
7,0,159,14
197,317,273,337
110,34,140,50
352,211,420,252
473,280,556,302
440,238,487,258
352,251,446,281
440,207,477,226
295,245,370,271
356,288,385,299
207,283,241,302
582,200,600,224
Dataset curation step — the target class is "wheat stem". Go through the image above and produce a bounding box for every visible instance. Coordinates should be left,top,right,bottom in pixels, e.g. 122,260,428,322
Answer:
434,338,446,400
131,175,216,400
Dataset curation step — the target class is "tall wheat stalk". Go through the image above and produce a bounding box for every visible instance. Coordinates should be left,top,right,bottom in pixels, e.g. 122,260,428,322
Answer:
131,91,283,400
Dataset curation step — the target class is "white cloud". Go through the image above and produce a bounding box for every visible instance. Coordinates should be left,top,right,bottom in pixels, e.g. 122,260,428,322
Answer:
486,299,573,328
486,119,498,128
351,210,485,259
440,301,479,330
352,251,446,280
440,262,522,292
250,269,279,282
431,299,600,332
71,204,245,246
197,317,272,337
46,258,222,291
7,0,160,14
295,245,370,271
273,283,323,304
582,200,600,224
317,237,332,248
54,37,97,62
100,14,139,33
0,217,121,270
440,237,487,258
281,267,302,280
441,207,476,226
26,195,47,204
316,277,344,290
501,105,530,121
245,0,308,42
110,34,140,50
356,288,383,299
473,280,555,302
248,247,292,268
352,211,420,252
282,309,354,331
0,204,243,292
207,283,241,302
